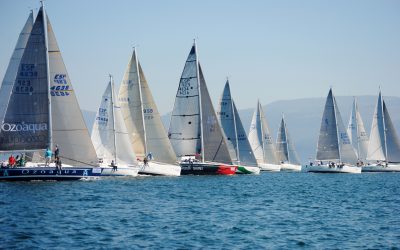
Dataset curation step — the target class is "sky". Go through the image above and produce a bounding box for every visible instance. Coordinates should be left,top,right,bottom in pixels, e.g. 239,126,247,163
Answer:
0,0,399,114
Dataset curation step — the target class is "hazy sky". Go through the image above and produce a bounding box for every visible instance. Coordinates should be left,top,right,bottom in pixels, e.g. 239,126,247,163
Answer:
1,0,399,114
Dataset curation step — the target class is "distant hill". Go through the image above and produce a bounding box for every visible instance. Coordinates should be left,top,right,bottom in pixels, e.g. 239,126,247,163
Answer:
83,95,400,164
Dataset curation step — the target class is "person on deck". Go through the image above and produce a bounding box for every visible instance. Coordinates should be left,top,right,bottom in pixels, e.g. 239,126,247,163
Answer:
110,160,117,171
8,155,16,167
45,148,52,166
54,144,60,160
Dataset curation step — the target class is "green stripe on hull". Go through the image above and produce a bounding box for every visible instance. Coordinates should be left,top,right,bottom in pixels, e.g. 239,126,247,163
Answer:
236,166,253,174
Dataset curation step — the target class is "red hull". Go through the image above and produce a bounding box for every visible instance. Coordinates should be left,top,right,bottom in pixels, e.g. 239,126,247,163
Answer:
216,165,238,175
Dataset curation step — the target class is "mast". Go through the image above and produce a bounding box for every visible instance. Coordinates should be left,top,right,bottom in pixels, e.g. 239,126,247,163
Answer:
134,47,148,156
380,91,388,162
354,98,361,160
258,101,266,163
41,1,53,151
110,75,117,164
332,91,341,163
194,40,205,163
231,96,240,164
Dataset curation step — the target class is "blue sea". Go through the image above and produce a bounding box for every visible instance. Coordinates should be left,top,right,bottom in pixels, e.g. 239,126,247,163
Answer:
1,172,399,249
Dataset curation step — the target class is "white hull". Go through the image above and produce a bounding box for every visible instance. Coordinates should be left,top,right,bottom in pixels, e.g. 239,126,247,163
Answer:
99,163,139,176
259,163,281,172
139,161,181,176
280,163,302,171
236,165,261,175
306,164,361,173
362,163,400,172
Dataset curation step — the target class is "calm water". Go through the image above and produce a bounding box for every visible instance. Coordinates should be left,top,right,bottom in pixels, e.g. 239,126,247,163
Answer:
1,172,399,249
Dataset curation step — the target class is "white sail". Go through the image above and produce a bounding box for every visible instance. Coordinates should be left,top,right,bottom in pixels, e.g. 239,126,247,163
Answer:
47,15,98,166
367,91,400,163
168,45,201,157
217,80,257,166
334,98,357,164
168,43,232,164
317,89,356,164
0,12,33,124
347,98,369,161
367,92,386,161
276,116,301,165
118,49,176,164
91,78,137,166
248,101,279,165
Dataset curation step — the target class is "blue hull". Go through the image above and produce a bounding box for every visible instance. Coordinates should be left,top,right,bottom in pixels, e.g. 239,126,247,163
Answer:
0,167,101,181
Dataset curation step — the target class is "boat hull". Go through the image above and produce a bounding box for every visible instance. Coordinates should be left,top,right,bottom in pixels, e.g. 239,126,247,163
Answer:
139,161,181,176
0,166,101,181
259,163,281,172
280,163,302,172
180,162,237,175
362,163,400,172
236,165,261,174
99,164,140,176
306,164,361,173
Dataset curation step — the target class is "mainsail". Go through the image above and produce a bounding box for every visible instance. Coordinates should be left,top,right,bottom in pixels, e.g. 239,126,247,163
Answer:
217,80,257,166
168,43,232,164
92,77,137,166
118,48,176,164
367,91,400,163
0,11,33,124
276,115,301,165
0,9,50,151
316,89,357,164
248,101,279,164
347,98,369,161
0,6,98,166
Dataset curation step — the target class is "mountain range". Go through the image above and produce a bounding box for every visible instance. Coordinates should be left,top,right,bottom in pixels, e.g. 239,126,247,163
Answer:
83,95,400,164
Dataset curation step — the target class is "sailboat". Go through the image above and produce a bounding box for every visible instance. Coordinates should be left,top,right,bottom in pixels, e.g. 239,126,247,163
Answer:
0,4,101,181
276,114,302,171
118,48,181,176
91,75,140,176
364,90,400,172
217,80,260,174
168,42,237,175
307,88,361,173
347,97,369,164
248,101,281,171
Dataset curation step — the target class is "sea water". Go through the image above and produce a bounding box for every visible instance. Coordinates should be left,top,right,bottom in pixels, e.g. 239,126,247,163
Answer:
1,172,399,249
